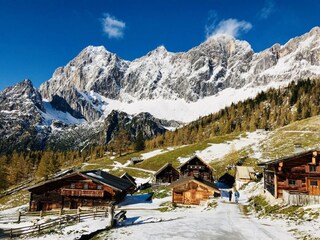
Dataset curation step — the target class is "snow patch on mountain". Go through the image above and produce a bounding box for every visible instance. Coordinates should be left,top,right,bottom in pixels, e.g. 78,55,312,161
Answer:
42,100,86,125
83,81,289,122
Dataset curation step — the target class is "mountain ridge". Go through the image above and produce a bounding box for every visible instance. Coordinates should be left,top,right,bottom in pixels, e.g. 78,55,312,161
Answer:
39,26,320,122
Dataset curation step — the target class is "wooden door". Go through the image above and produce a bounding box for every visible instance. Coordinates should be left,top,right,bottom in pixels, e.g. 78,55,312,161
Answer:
307,179,320,195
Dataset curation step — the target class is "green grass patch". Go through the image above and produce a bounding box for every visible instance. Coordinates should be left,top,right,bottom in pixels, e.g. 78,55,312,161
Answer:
136,133,240,171
0,190,29,211
249,195,305,220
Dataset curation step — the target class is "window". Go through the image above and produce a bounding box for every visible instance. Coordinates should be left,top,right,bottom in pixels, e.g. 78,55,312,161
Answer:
84,183,88,190
288,180,296,186
309,165,317,172
70,183,75,189
310,181,318,186
97,185,102,190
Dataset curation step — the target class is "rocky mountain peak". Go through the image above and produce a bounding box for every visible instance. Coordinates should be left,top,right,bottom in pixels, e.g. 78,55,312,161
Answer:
38,26,320,122
1,79,44,112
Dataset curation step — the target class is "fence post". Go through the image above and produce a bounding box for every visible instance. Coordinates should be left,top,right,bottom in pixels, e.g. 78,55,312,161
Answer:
17,211,21,224
105,208,108,218
40,210,43,218
78,213,80,223
38,224,41,234
108,205,114,227
10,228,13,238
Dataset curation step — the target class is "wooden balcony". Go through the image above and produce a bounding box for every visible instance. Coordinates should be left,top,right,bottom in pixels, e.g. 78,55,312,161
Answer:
61,188,104,197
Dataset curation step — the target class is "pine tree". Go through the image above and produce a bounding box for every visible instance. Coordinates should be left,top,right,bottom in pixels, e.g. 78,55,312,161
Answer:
135,130,145,152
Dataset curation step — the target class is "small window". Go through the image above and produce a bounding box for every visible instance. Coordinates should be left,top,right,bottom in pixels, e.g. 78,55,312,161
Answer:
70,183,75,189
310,181,318,186
84,183,88,189
288,180,296,186
97,185,102,190
309,165,317,172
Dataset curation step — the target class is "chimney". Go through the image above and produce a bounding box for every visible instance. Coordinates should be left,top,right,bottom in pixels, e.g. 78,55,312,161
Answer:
294,143,303,153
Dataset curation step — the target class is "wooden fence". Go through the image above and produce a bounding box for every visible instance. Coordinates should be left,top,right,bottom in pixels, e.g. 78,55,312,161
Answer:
0,209,100,224
283,190,320,205
0,209,112,239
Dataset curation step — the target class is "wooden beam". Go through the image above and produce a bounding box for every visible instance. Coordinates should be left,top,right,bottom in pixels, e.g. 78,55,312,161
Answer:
274,172,278,198
312,157,316,165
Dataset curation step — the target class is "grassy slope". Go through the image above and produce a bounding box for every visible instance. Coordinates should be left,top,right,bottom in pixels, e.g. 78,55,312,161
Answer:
260,115,320,160
2,116,320,210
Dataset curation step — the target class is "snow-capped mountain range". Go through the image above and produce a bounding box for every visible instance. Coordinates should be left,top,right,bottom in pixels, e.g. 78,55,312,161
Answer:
40,27,320,122
1,27,320,152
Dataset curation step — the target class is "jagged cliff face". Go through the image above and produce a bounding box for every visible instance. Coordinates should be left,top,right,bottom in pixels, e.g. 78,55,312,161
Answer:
0,80,177,153
39,27,320,122
0,80,49,152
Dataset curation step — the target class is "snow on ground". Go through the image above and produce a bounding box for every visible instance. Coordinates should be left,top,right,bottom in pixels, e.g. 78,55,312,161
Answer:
25,218,110,240
105,192,295,240
141,146,188,160
141,149,166,159
178,130,268,164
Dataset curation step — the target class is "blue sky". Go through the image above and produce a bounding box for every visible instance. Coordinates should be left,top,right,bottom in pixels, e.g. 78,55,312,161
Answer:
0,0,320,91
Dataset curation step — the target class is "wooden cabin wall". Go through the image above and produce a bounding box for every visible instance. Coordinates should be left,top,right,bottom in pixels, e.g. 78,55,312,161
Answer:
29,178,124,211
180,158,213,182
172,181,214,205
156,166,179,183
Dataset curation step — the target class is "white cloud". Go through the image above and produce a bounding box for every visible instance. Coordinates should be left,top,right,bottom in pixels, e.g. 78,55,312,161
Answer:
102,13,125,39
206,18,252,38
259,0,275,19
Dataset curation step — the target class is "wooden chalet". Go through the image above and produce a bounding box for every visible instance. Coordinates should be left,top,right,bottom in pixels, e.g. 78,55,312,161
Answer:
178,155,214,182
259,150,320,200
153,163,179,184
27,170,134,211
169,177,220,205
235,166,256,189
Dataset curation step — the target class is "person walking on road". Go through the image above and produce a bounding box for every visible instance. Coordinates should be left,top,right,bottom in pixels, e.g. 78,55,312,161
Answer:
228,190,232,202
234,190,240,203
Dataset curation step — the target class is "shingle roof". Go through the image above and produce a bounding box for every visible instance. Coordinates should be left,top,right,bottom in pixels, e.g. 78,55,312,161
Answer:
120,172,136,187
178,155,213,170
154,163,178,177
168,176,219,193
28,169,134,192
257,149,318,167
82,170,134,192
236,166,255,180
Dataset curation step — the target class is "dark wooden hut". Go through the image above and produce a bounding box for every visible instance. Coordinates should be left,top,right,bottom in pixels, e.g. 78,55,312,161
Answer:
153,163,179,184
178,155,214,182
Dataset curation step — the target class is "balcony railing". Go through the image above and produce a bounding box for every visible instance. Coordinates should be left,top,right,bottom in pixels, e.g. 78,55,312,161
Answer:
61,188,104,197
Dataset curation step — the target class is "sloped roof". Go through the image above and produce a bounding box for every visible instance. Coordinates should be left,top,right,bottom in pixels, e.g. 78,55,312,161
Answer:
258,149,319,167
178,155,213,170
154,163,179,177
168,176,220,193
82,170,134,191
236,166,255,180
28,170,134,192
120,172,136,187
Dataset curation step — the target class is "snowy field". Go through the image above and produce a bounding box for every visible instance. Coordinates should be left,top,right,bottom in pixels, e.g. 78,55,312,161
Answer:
178,130,269,164
102,191,295,240
1,182,319,239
